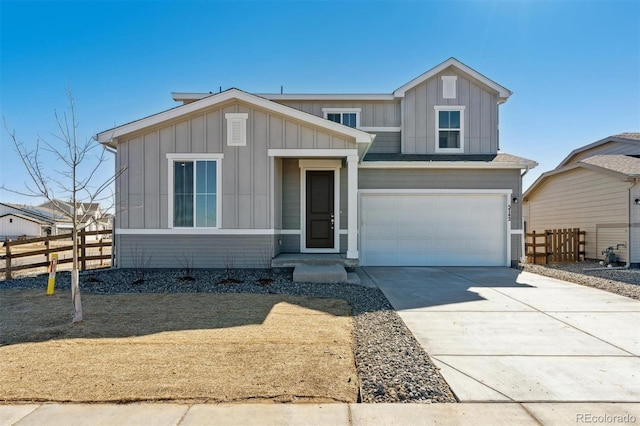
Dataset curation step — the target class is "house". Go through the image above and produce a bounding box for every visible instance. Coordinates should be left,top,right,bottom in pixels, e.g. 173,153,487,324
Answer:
38,200,110,234
0,200,111,240
523,133,640,266
0,213,49,240
97,58,536,269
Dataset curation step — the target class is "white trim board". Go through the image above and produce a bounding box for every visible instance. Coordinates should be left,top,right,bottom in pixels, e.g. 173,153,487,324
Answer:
358,189,513,195
115,228,349,235
268,149,358,158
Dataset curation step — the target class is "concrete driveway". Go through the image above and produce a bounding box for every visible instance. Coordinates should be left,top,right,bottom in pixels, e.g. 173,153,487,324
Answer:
362,267,640,403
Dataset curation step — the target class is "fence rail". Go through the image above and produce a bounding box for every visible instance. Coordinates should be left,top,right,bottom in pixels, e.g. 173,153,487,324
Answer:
525,228,586,264
1,229,112,279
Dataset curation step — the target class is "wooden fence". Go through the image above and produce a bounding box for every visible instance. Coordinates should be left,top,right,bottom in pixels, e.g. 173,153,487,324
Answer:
1,229,112,279
525,228,586,264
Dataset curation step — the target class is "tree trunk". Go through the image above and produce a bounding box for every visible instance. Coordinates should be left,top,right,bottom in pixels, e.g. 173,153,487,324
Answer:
71,226,83,323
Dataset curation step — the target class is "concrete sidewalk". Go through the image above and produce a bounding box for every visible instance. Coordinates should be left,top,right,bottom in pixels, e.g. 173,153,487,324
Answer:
364,267,640,403
3,402,640,425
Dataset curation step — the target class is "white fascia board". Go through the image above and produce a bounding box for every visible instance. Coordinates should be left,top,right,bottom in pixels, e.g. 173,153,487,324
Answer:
358,161,534,170
98,89,375,145
393,57,512,101
268,149,358,157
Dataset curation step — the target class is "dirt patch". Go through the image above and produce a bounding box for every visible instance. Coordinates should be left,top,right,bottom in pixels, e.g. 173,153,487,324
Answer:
0,290,358,403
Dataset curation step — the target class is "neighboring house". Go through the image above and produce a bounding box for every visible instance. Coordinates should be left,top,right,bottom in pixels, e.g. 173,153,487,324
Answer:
0,200,111,240
0,213,48,240
523,133,640,266
97,57,536,268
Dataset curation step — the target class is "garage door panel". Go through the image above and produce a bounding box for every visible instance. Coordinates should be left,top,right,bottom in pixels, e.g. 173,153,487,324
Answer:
361,193,507,266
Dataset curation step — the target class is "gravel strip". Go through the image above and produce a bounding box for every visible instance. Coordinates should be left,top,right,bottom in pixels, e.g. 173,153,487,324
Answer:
0,268,456,404
520,261,640,301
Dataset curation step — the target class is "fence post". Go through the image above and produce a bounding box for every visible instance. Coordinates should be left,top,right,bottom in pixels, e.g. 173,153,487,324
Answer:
531,231,536,264
80,228,87,271
5,239,12,280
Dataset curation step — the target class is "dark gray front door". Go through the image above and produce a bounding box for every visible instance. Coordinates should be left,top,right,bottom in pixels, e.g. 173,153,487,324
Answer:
306,171,334,249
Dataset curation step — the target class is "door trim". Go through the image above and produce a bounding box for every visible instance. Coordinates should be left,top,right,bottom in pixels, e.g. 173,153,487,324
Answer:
300,160,341,253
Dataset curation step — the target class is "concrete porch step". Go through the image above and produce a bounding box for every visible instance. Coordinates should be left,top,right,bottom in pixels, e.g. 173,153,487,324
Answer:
272,253,358,269
293,265,349,284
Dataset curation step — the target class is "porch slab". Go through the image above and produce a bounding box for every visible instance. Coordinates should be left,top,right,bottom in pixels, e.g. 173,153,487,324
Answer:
272,253,358,268
293,265,348,283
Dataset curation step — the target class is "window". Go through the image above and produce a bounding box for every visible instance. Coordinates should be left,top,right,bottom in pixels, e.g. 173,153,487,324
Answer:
225,113,248,146
322,108,361,128
168,154,223,228
435,106,465,153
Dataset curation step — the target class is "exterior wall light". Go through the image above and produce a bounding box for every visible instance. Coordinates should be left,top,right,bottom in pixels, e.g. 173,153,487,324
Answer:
512,197,519,204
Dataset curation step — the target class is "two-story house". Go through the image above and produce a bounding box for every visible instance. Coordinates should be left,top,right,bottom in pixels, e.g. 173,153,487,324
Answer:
97,58,536,269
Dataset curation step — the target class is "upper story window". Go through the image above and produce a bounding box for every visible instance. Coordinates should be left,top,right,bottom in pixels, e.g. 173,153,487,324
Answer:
167,154,223,228
322,108,361,128
435,106,465,153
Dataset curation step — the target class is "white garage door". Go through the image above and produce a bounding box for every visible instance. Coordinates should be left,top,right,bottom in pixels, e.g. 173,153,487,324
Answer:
360,192,508,266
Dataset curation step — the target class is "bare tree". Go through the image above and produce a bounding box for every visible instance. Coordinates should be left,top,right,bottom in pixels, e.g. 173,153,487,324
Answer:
3,88,126,323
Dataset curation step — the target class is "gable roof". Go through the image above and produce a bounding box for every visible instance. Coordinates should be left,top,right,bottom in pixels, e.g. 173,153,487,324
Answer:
524,154,640,201
558,133,640,167
0,213,49,225
581,154,640,176
172,58,511,105
393,57,512,102
97,88,375,147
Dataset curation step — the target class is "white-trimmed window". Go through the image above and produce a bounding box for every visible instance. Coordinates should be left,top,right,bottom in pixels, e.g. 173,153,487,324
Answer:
435,106,465,153
167,153,223,228
322,108,361,128
226,113,248,146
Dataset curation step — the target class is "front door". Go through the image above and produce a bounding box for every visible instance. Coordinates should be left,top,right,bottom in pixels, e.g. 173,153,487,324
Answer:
306,170,335,249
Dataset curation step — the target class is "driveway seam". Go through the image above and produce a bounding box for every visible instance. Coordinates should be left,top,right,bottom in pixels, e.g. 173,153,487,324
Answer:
442,269,639,357
432,356,515,402
487,286,639,357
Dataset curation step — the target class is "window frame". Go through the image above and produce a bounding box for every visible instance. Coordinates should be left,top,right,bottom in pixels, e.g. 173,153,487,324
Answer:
322,108,361,128
434,105,465,153
166,153,224,229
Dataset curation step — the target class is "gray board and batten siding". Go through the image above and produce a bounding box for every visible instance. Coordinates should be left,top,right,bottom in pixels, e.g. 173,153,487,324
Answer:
402,69,499,155
114,100,355,231
114,100,357,268
274,100,401,128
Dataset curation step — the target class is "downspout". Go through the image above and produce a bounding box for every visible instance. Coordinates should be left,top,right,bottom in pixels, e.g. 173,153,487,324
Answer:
519,165,530,263
584,178,635,271
103,143,117,268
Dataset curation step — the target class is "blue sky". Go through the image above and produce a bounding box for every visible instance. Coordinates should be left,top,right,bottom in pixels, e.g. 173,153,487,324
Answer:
1,0,639,206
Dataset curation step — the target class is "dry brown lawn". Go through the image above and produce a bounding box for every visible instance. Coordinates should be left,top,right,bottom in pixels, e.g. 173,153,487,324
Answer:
0,290,358,403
